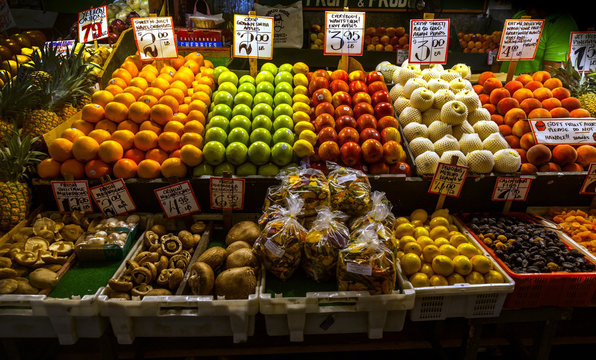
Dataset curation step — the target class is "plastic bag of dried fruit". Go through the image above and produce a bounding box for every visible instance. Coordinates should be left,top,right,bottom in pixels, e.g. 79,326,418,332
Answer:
337,228,396,295
261,184,286,212
349,191,398,254
253,197,307,280
280,165,330,218
327,162,372,217
302,207,351,282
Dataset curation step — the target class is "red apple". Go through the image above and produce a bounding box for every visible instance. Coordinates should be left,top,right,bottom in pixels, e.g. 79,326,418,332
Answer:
318,140,340,162
349,80,368,96
335,105,354,119
353,102,375,119
366,71,384,85
336,115,357,132
357,114,377,131
377,116,399,132
368,161,389,174
329,79,349,94
371,90,391,105
314,113,335,132
317,127,338,145
374,102,394,118
306,72,313,82
361,138,384,163
389,36,399,46
313,69,331,81
309,77,329,95
340,141,362,166
311,88,333,107
314,102,335,117
310,160,329,174
338,126,359,145
367,81,388,95
375,27,386,37
331,91,352,108
330,69,349,82
352,91,372,104
382,140,404,164
390,161,412,176
360,127,381,143
348,70,367,83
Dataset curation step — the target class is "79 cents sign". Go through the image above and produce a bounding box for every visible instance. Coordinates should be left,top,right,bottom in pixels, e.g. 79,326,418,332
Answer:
78,6,109,43
233,14,273,59
154,180,200,218
497,19,544,61
409,19,450,64
569,31,596,73
324,11,365,56
132,17,177,60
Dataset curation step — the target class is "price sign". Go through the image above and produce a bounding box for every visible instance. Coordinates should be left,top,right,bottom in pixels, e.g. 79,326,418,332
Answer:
209,177,245,210
580,163,596,194
409,19,450,64
569,31,596,73
396,48,408,65
428,162,469,198
154,180,200,218
131,17,177,60
233,14,274,59
90,179,136,217
529,118,596,145
78,5,109,43
323,11,365,56
497,19,544,61
51,180,93,214
492,177,533,202
45,40,75,56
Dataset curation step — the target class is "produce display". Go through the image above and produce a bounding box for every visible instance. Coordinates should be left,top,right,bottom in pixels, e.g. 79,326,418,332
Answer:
542,207,596,257
0,30,47,79
308,25,409,52
456,31,502,53
103,0,150,44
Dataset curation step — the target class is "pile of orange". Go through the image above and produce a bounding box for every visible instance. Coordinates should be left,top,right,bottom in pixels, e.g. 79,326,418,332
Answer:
37,51,215,180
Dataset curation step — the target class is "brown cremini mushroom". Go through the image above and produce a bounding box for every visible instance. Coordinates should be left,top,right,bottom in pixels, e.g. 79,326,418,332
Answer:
131,284,153,297
0,279,18,294
160,234,182,256
48,241,74,256
108,278,133,292
131,266,153,284
143,231,160,248
169,254,189,270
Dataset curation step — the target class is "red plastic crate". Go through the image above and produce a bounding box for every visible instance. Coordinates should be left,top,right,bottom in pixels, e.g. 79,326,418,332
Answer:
455,212,596,309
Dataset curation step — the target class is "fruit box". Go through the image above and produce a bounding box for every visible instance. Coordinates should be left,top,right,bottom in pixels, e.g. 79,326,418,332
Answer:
175,27,230,47
456,212,596,309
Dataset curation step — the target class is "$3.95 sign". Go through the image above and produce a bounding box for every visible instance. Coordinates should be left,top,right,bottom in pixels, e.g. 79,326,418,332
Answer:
409,19,450,64
132,17,177,60
154,180,200,218
569,31,596,73
90,179,136,217
497,19,544,61
428,162,469,198
78,6,109,43
324,11,365,56
233,14,273,59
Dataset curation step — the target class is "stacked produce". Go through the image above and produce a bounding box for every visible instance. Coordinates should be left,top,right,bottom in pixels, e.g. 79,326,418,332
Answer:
104,0,150,44
456,31,502,53
0,30,47,80
308,25,409,52
543,207,596,256
386,61,520,176
477,69,596,173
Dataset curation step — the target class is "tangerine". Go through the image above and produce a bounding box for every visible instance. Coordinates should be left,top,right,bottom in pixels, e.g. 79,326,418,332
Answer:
85,159,111,179
179,144,203,166
88,129,112,144
111,129,135,150
91,90,115,108
60,128,85,143
104,84,124,96
145,148,168,164
180,132,203,148
158,94,180,113
138,94,159,107
117,120,139,133
163,120,185,136
48,138,73,162
161,157,187,178
172,112,188,124
124,148,145,163
128,101,152,124
113,158,138,178
72,136,100,162
139,120,162,134
60,159,85,179
72,119,94,135
134,130,159,151
150,103,174,125
120,60,139,78
164,87,185,104
37,158,61,178
105,101,129,123
94,119,117,133
144,86,164,99
123,86,144,100
113,92,136,108
112,68,132,85
82,103,105,123
107,77,128,89
137,159,161,178
183,120,205,135
98,140,124,163
129,76,148,90
157,131,181,152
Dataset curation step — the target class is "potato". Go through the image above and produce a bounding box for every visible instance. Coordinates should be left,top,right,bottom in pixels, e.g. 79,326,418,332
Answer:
197,247,227,271
225,248,259,270
215,266,257,300
225,241,251,256
225,221,260,246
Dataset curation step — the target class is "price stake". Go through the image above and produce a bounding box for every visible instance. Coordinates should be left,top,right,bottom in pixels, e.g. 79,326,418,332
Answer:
154,180,200,218
492,177,533,202
323,10,365,56
51,180,93,214
233,14,274,60
90,179,136,217
569,31,596,73
580,162,596,195
132,16,177,60
528,118,596,146
429,161,469,210
497,19,544,62
408,19,450,64
78,5,109,43
209,177,245,210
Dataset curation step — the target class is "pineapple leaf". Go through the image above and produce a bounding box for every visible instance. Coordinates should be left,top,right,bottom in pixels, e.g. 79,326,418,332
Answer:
0,131,46,182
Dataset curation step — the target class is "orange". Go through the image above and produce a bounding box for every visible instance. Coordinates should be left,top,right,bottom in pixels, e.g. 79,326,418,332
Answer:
111,129,135,150
203,59,214,69
37,158,61,179
124,148,145,164
151,77,170,92
142,64,159,76
158,94,179,113
157,131,181,152
177,65,195,78
184,96,192,104
128,101,151,124
88,128,112,144
81,103,105,123
94,119,117,133
105,101,129,123
184,52,204,66
163,121,185,136
117,120,139,133
72,136,100,162
150,103,174,125
113,158,138,178
161,157,187,178
144,86,164,99
183,120,205,135
112,68,133,85
98,140,124,163
156,72,173,83
191,91,211,107
92,90,115,108
85,159,111,179
170,79,188,93
177,103,189,115
172,112,188,124
104,84,124,96
179,144,203,166
107,77,128,90
121,60,139,78
124,55,143,71
168,55,186,70
186,110,205,125
134,130,159,151
61,128,85,142
137,159,161,179
159,65,176,76
48,138,73,162
138,70,157,83
194,84,212,96
145,148,168,164
60,159,85,179
138,94,159,107
123,86,144,100
170,149,181,158
164,87,185,104
72,119,94,135
180,132,203,148
139,120,162,135
113,92,136,108
183,60,200,74
172,70,193,87
188,100,207,115
129,76,148,90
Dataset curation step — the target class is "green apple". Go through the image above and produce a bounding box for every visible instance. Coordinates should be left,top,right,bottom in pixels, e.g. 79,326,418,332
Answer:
250,128,272,145
252,115,273,132
237,82,256,97
271,142,294,167
256,81,275,96
273,92,293,107
230,115,252,132
227,127,250,145
274,82,294,96
236,162,257,176
225,141,248,166
238,74,255,85
255,70,274,85
212,104,232,119
192,163,214,176
252,103,273,119
203,141,226,166
273,103,294,119
204,127,228,145
212,91,234,107
207,111,214,121
212,66,229,82
207,115,230,132
232,104,252,119
248,141,271,166
273,115,294,131
217,71,239,86
218,81,238,97
274,71,293,86
214,162,235,176
272,128,295,145
253,92,274,107
279,63,293,74
258,162,279,176
233,91,253,107
260,62,278,76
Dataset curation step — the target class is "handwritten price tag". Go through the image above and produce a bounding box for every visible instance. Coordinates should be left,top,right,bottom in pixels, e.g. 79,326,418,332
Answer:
90,179,136,217
529,118,596,145
580,163,596,194
210,177,245,210
154,180,200,218
428,162,469,198
497,19,544,61
492,177,532,201
51,180,93,214
409,19,450,64
569,31,596,73
132,17,177,60
233,14,273,59
78,5,109,43
324,11,365,56
396,48,408,65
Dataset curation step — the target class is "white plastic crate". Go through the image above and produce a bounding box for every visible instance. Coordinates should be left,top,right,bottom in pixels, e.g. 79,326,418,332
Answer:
259,270,415,342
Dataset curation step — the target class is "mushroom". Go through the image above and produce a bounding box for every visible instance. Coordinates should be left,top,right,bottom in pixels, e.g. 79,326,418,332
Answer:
146,288,172,296
188,262,214,295
190,221,207,234
15,278,38,294
160,234,182,256
107,290,131,299
156,268,184,290
150,224,167,237
131,284,153,297
143,231,160,248
178,230,196,249
33,217,56,235
11,227,33,243
126,214,140,225
0,279,18,294
41,252,68,265
14,251,39,267
169,254,189,270
60,224,84,242
108,278,133,292
154,255,169,274
135,251,159,265
24,237,49,253
143,262,158,280
0,268,17,278
28,268,59,289
48,241,74,256
0,257,12,268
131,266,153,284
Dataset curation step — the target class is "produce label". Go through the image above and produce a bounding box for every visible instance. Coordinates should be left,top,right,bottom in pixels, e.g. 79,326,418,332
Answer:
46,40,75,56
51,180,93,214
323,11,365,56
154,180,200,219
428,162,469,198
346,261,372,276
90,179,136,217
492,177,533,202
497,19,544,61
233,14,274,59
580,163,596,195
78,5,109,43
408,19,450,64
0,0,15,32
529,118,596,145
132,17,178,60
396,48,408,64
264,240,285,258
209,177,245,210
569,31,596,73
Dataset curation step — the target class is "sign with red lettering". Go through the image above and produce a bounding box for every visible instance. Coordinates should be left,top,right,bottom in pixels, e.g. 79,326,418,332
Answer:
78,6,109,43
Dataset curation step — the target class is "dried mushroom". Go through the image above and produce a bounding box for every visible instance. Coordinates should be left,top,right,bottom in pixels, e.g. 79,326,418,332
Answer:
11,227,33,243
0,279,18,294
40,252,68,265
14,251,39,267
60,224,84,242
48,241,74,256
24,237,49,253
33,217,56,235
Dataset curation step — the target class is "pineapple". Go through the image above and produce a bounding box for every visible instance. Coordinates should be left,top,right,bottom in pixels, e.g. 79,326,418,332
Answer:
547,59,596,116
0,132,46,231
0,73,39,145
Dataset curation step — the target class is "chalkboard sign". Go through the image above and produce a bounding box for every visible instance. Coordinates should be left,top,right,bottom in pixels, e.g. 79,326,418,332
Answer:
255,0,486,12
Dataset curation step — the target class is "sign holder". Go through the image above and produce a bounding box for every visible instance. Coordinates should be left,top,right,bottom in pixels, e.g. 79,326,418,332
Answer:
323,7,365,63
339,7,350,72
430,155,465,210
502,15,535,82
491,175,533,215
408,17,450,66
154,179,200,219
209,172,246,231
248,11,258,78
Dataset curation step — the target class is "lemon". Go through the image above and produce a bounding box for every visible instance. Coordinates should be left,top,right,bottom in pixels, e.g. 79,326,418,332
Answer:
292,139,315,158
453,255,473,275
470,255,492,274
450,233,469,247
416,235,434,249
409,272,430,287
448,224,459,232
293,61,309,74
466,271,485,284
429,274,449,286
294,85,308,96
292,102,311,114
395,250,405,260
457,243,480,259
429,225,450,239
447,273,466,285
293,73,309,87
422,244,440,262
439,244,459,259
431,255,454,277
484,269,505,283
411,219,424,228
394,217,410,226
292,111,310,124
421,263,434,277
413,226,429,239
410,208,428,223
401,253,422,275
298,129,318,146
403,241,422,256
394,222,415,238
434,237,450,247
294,120,315,135
448,230,461,238
399,235,417,250
429,216,450,228
431,208,450,219
292,93,311,105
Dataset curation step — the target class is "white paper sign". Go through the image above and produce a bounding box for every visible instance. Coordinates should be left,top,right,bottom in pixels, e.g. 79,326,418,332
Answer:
233,14,274,59
569,31,596,73
324,11,365,56
580,163,596,194
408,19,450,64
210,177,245,210
492,177,533,202
428,162,469,198
396,48,408,65
51,180,93,214
132,17,177,60
529,118,596,145
78,6,109,43
45,40,75,56
154,180,200,218
346,261,372,276
90,179,136,216
497,19,544,61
